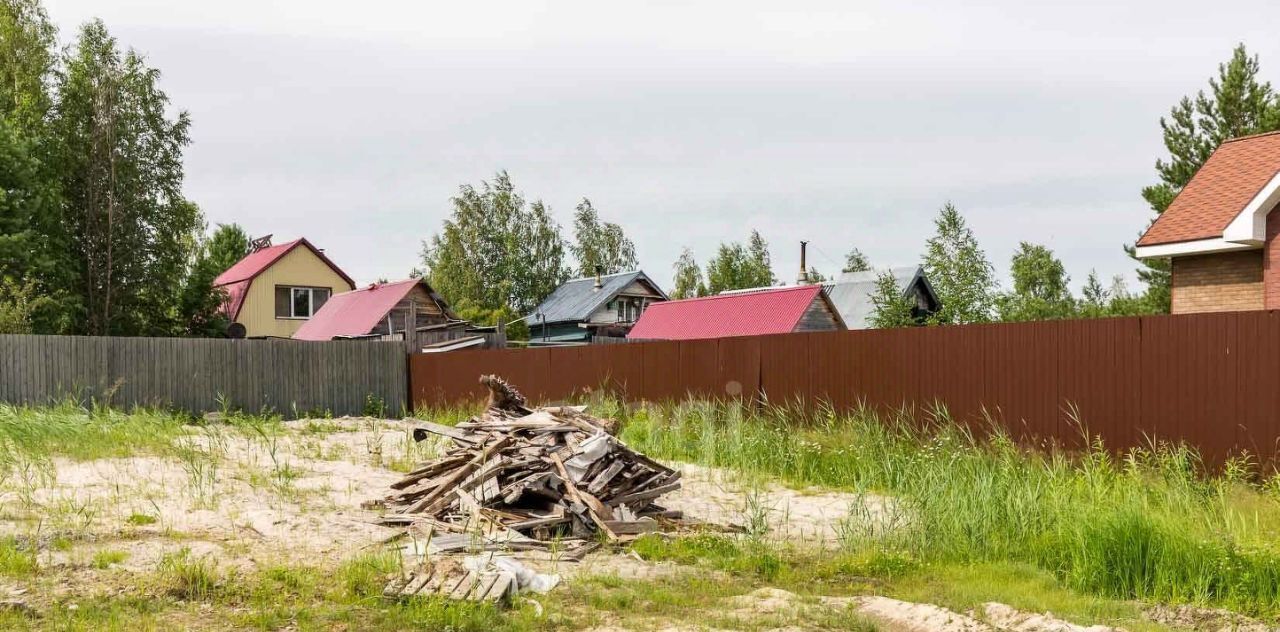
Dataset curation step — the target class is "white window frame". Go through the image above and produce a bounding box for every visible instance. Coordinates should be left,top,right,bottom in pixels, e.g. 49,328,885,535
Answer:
277,286,330,320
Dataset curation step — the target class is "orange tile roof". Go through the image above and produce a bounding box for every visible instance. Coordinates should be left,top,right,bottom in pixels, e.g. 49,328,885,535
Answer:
1137,131,1280,246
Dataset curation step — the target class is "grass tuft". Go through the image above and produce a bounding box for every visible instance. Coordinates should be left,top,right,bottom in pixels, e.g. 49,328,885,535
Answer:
618,398,1280,615
0,536,38,577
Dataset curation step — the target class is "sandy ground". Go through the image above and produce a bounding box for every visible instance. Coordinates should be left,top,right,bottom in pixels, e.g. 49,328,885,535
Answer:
0,417,1183,631
664,464,897,544
717,588,1121,632
0,417,884,588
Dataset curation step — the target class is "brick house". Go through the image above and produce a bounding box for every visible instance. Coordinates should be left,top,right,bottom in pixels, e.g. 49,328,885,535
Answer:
1135,131,1280,314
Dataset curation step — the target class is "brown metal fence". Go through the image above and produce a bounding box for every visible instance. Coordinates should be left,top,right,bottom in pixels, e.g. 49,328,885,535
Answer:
409,311,1280,463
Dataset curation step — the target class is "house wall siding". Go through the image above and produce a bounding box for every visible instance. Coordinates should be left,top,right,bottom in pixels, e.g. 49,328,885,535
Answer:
1170,250,1263,314
793,296,843,332
238,247,355,337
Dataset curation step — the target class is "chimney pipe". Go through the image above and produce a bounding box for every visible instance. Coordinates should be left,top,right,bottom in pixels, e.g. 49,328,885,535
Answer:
593,265,604,290
797,241,809,285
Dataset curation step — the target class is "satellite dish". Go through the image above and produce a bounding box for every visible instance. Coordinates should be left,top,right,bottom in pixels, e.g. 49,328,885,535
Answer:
227,322,247,339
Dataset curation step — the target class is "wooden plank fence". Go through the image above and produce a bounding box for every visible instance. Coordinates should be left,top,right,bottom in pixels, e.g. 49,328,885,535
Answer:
410,311,1280,465
0,335,406,417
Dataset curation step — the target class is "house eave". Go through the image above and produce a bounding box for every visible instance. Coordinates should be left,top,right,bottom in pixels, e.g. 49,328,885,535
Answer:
1133,237,1259,259
1222,170,1280,245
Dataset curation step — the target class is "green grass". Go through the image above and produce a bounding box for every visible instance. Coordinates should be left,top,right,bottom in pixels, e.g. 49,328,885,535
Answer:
91,549,128,569
0,402,187,466
615,399,1280,616
0,536,38,577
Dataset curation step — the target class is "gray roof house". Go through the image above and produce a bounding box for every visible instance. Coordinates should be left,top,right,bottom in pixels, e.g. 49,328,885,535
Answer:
527,270,668,344
823,266,941,329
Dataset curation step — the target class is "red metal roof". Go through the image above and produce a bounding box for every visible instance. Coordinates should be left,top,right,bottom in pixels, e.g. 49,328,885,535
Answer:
626,285,826,340
292,279,423,341
1138,131,1280,246
212,238,354,320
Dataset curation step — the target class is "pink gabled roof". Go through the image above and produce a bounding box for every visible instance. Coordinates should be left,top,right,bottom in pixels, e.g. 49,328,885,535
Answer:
212,238,355,320
627,285,830,341
218,280,251,321
292,279,443,341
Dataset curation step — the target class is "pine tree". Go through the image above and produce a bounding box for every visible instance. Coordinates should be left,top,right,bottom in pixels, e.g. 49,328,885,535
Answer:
1078,269,1109,318
570,198,638,276
842,248,871,273
671,247,705,299
1130,45,1280,312
922,202,996,324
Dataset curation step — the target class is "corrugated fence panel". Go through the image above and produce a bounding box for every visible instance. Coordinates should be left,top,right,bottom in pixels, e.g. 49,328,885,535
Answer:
678,339,721,400
1140,313,1240,465
638,342,682,402
1235,311,1280,461
1055,317,1142,452
0,335,405,417
401,312,1280,466
758,333,811,405
716,336,761,401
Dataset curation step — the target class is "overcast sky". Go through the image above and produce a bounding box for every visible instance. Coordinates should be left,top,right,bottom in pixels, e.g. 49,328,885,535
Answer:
42,0,1280,292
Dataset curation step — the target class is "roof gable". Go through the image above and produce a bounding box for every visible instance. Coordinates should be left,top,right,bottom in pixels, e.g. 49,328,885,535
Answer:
1138,131,1280,247
529,271,667,324
824,266,939,329
214,238,355,320
214,238,354,288
293,278,456,341
626,285,830,340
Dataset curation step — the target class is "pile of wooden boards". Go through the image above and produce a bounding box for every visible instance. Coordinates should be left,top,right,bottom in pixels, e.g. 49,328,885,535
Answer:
380,375,683,547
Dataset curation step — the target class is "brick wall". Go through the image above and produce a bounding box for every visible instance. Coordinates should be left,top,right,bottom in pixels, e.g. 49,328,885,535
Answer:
1170,250,1263,314
1265,207,1280,309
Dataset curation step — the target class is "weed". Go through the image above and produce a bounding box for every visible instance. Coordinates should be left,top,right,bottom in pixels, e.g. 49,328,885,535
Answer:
0,536,37,577
155,548,220,600
125,512,158,526
335,550,400,599
92,549,128,569
363,393,386,418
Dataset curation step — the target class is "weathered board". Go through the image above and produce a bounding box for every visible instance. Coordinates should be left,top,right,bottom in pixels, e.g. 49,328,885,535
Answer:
0,335,406,417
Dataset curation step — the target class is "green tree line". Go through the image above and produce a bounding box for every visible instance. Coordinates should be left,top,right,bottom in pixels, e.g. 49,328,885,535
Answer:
0,0,246,336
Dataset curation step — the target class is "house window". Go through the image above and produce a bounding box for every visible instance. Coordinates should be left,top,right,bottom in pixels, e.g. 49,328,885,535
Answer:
616,298,639,323
275,286,330,319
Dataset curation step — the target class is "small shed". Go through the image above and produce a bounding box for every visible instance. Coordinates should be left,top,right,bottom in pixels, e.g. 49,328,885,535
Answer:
293,278,461,341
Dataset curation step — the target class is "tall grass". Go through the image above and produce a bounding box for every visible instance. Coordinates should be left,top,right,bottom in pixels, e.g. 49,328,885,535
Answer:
0,401,187,464
615,398,1280,614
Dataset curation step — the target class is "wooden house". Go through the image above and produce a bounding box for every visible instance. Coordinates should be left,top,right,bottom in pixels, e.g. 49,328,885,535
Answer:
527,270,668,343
214,238,355,338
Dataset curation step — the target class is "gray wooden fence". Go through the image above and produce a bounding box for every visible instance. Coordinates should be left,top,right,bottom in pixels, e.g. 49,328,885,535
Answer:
0,335,406,417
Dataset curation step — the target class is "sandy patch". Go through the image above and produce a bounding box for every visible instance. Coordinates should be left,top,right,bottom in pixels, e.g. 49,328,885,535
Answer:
664,464,895,543
981,602,1118,632
1144,604,1272,631
0,417,422,578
